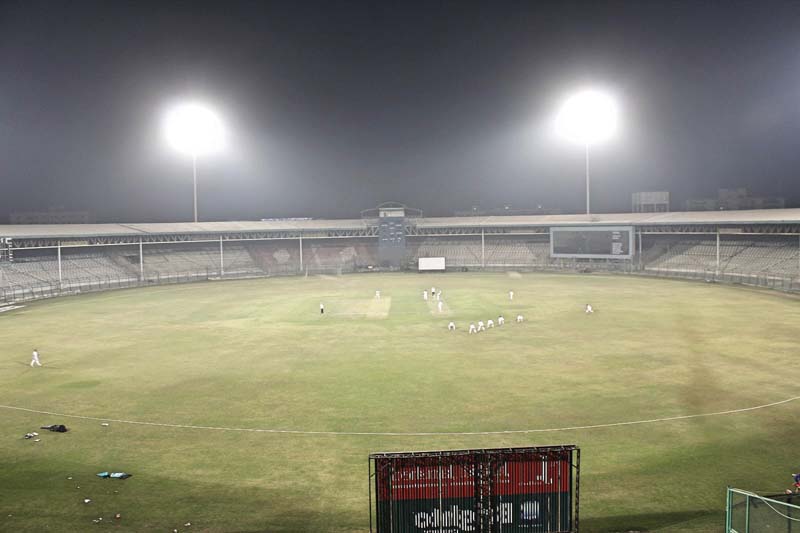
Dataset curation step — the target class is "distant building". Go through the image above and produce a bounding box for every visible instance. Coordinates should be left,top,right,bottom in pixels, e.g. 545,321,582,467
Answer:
632,192,670,213
685,197,719,211
454,205,562,216
717,188,785,210
685,188,785,211
750,197,787,209
10,208,91,224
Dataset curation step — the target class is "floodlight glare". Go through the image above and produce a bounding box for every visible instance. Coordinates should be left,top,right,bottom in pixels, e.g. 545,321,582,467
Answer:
555,89,618,146
164,102,225,157
163,101,226,222
554,88,620,215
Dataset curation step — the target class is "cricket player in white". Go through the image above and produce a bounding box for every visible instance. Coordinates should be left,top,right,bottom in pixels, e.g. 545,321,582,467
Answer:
516,314,524,323
437,300,443,313
423,290,428,301
498,315,505,326
375,290,380,299
509,290,514,300
585,304,594,314
487,319,494,328
469,323,477,334
30,348,41,367
477,321,485,331
320,302,325,314
448,321,456,331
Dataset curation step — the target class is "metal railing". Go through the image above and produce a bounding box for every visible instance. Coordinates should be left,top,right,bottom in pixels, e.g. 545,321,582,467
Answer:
2,258,798,305
0,263,366,304
727,487,800,533
640,267,800,292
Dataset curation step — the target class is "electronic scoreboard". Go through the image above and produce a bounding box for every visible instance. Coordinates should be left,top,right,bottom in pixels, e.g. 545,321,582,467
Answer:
550,226,634,259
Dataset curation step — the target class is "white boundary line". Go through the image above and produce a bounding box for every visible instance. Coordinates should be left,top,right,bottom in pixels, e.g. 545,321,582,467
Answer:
1,395,798,437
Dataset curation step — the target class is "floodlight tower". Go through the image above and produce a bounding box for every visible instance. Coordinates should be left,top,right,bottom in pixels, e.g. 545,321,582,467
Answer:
555,89,619,215
163,102,225,222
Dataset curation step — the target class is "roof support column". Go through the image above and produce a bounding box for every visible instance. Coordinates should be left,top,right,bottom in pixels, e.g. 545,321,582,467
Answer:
481,228,485,269
638,230,642,270
299,233,304,273
219,235,224,277
57,242,62,289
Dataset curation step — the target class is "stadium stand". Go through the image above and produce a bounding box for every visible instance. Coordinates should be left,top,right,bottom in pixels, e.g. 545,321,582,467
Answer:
413,238,483,267
3,236,800,295
3,210,800,301
643,236,800,278
484,240,551,267
246,242,300,275
307,242,355,270
409,237,553,268
0,253,133,286
243,240,378,274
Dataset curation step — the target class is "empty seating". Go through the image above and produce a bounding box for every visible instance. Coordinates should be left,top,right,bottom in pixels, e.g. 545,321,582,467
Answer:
411,238,551,267
1,237,797,298
142,245,261,277
0,254,133,287
644,238,800,278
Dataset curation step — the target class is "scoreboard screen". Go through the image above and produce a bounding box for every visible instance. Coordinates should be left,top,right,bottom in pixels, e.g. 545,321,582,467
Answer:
550,226,634,259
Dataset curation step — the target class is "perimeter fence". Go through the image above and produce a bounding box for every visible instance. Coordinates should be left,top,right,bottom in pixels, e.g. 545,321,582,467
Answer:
727,487,800,533
1,259,799,306
0,261,379,304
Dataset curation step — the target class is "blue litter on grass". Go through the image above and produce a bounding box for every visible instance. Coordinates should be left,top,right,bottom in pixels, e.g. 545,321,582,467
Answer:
96,472,132,479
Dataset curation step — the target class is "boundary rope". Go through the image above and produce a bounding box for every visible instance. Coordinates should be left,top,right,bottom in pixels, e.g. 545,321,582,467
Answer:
1,395,798,437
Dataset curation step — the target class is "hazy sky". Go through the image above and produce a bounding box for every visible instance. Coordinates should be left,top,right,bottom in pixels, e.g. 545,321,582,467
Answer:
1,0,799,222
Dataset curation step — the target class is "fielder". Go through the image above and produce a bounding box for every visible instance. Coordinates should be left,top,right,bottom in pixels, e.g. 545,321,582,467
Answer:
509,290,514,301
448,321,456,331
320,302,325,315
516,314,524,323
30,348,42,367
487,319,494,328
477,320,485,332
585,304,594,314
469,323,477,334
423,290,428,301
375,290,381,299
498,315,505,326
437,300,443,313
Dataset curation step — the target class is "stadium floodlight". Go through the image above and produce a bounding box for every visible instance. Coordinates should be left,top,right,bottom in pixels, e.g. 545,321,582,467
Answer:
163,102,226,223
555,89,619,215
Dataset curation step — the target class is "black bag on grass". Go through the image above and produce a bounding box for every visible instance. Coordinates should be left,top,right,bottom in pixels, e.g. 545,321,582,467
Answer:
41,424,68,432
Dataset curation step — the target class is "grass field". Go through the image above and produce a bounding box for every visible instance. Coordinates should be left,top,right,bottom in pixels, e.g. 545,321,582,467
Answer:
1,272,799,532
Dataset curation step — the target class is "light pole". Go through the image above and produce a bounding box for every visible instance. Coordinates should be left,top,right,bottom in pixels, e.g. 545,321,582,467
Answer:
585,142,590,215
555,89,619,215
164,102,225,222
192,154,198,223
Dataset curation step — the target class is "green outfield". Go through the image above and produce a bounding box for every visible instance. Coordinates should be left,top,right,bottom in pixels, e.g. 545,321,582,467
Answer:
1,272,798,532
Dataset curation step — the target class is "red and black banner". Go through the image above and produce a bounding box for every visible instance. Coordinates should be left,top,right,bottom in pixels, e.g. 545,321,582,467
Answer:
370,446,579,533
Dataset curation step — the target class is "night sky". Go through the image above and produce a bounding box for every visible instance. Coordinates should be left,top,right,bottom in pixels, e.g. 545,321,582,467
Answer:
1,0,799,222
